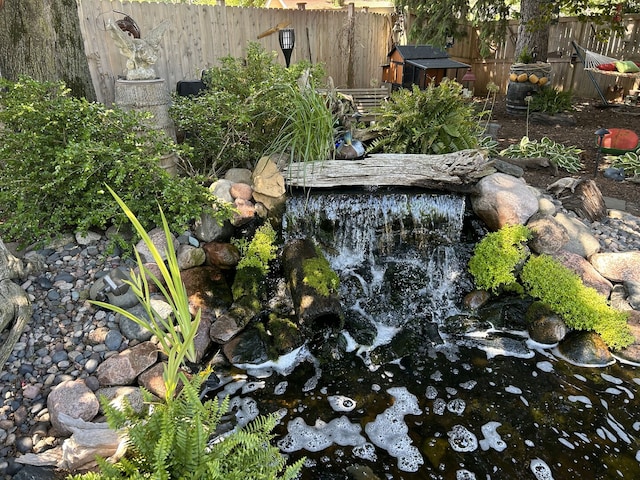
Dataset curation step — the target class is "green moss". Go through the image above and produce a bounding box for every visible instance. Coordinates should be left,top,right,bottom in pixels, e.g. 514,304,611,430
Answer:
235,222,277,276
302,249,340,297
520,254,633,350
468,224,531,294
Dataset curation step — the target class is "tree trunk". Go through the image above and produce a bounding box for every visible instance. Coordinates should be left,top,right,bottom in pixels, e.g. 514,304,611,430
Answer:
514,0,550,63
0,0,95,100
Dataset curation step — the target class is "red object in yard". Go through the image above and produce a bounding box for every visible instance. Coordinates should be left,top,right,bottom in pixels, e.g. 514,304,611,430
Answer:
600,128,639,155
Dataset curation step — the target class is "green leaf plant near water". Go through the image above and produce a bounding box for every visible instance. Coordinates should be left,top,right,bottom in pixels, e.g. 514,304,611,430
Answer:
469,225,633,350
75,187,304,479
500,136,583,173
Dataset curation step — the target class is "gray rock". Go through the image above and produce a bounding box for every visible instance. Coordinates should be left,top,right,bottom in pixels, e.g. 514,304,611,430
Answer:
209,179,234,203
210,314,244,344
612,310,640,366
193,212,234,243
75,230,103,245
224,168,253,185
47,380,100,435
97,386,146,414
471,173,539,231
105,330,123,351
526,304,568,346
177,244,206,271
610,284,632,311
117,306,154,342
554,212,600,258
625,281,640,310
135,227,176,264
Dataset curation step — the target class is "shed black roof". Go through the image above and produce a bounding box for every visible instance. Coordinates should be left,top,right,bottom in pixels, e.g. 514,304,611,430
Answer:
388,45,450,60
406,58,469,70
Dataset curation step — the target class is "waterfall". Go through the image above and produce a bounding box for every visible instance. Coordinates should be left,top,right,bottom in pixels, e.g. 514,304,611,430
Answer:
283,191,469,343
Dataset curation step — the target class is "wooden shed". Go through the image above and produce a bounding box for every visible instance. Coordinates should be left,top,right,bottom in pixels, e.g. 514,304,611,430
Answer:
382,45,470,90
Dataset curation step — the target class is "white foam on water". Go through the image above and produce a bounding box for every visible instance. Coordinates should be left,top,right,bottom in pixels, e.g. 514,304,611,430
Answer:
525,439,535,447
433,398,447,415
447,398,466,415
605,387,622,396
353,442,377,462
574,374,587,382
520,396,529,407
241,381,265,394
574,431,590,443
235,344,312,377
456,469,477,479
505,385,522,395
425,385,438,399
530,458,554,480
431,370,443,381
278,415,366,453
633,378,640,386
230,396,260,428
446,386,458,396
636,450,640,461
363,387,423,472
558,437,575,449
274,381,288,395
536,361,554,373
607,414,631,443
633,421,640,431
601,373,623,385
447,424,478,452
328,395,357,412
568,395,592,407
459,380,477,390
479,421,507,452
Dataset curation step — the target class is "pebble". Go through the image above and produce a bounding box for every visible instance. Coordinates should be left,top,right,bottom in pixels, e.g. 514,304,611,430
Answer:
0,203,639,480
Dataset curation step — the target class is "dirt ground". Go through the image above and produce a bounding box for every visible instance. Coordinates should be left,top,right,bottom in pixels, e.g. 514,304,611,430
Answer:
487,95,640,217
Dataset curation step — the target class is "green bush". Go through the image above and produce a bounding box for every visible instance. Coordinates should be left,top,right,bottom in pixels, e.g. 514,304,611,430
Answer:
468,224,531,294
368,79,479,154
0,77,230,247
171,43,327,177
529,87,573,115
520,254,633,350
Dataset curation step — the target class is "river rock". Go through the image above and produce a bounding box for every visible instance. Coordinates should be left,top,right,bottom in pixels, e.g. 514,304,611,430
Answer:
96,386,145,414
553,212,600,258
192,315,213,363
551,250,613,299
210,313,244,343
589,251,640,283
232,198,257,226
526,303,568,346
181,266,233,313
556,331,614,367
527,215,569,254
612,310,640,366
117,305,154,342
463,290,491,310
96,342,159,386
47,380,99,436
177,244,206,270
471,173,539,231
203,242,240,270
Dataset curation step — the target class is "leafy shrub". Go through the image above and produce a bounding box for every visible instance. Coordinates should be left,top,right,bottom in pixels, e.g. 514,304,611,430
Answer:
468,224,531,294
610,151,640,176
529,87,573,115
368,80,479,154
67,372,304,480
171,43,327,177
500,136,583,173
0,77,230,247
520,254,633,350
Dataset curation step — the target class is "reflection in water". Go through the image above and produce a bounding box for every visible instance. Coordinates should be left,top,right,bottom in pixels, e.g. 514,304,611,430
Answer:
217,191,639,478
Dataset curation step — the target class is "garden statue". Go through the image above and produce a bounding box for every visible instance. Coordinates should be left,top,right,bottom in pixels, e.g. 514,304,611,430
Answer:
107,18,170,80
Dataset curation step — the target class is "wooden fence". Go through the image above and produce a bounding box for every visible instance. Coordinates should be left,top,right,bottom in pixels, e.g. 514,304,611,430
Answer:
76,1,639,103
77,0,393,104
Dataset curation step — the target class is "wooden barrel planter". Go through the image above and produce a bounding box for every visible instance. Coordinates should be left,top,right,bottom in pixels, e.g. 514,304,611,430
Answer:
506,63,552,115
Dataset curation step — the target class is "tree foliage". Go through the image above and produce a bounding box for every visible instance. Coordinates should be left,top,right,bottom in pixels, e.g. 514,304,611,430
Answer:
396,0,640,59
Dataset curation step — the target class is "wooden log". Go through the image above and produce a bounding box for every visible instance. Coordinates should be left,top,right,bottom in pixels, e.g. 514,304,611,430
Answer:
285,149,496,192
282,238,344,334
562,179,607,222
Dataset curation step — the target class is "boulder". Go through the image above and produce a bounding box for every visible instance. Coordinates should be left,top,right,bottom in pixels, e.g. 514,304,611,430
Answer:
612,310,640,366
192,212,234,243
625,281,640,310
589,251,640,283
553,212,600,258
252,156,286,198
556,331,614,367
181,266,233,314
527,215,569,254
551,250,613,299
229,182,253,201
47,380,100,436
209,179,234,203
96,341,159,386
471,173,539,231
526,303,568,346
134,227,176,264
137,362,168,399
224,168,253,185
222,325,270,365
